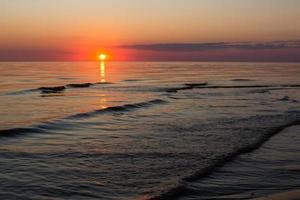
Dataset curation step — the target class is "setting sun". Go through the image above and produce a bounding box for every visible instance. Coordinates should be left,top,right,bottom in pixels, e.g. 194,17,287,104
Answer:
99,54,107,61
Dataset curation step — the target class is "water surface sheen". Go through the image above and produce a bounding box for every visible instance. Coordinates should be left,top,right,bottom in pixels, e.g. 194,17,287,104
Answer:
0,62,300,200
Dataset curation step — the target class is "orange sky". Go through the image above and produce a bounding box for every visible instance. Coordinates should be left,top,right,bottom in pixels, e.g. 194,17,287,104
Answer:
1,0,300,61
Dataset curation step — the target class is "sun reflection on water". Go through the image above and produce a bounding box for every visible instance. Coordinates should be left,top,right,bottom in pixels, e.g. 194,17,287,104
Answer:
99,95,108,109
99,61,108,109
100,61,106,83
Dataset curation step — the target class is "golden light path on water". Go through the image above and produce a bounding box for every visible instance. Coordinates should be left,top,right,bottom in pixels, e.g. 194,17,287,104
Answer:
99,61,107,109
100,61,106,83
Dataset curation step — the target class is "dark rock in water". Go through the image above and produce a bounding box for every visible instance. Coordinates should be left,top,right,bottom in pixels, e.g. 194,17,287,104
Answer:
67,83,92,88
39,86,66,93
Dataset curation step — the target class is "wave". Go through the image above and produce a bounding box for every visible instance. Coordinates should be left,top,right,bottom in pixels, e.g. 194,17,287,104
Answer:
146,119,300,200
6,81,300,96
165,83,207,93
6,81,113,95
67,99,167,119
66,83,92,88
0,127,46,137
231,78,255,82
122,79,143,82
164,83,300,93
0,99,167,137
38,86,66,93
202,84,300,89
277,96,299,103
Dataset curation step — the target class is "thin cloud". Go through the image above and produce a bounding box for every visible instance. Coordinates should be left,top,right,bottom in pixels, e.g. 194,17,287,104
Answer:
0,48,72,61
119,41,300,52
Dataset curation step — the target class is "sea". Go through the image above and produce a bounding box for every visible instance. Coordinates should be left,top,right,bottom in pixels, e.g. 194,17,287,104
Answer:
0,62,300,200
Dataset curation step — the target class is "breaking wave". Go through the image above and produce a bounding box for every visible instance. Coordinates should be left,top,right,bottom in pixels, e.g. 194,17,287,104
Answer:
0,99,167,137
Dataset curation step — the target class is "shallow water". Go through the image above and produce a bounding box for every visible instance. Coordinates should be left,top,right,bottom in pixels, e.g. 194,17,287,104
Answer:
0,62,300,199
178,125,300,200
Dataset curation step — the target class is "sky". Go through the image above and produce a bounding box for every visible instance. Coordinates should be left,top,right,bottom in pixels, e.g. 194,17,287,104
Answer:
1,0,300,61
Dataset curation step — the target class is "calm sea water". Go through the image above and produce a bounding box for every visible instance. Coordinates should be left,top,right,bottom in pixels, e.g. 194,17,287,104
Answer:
0,62,300,200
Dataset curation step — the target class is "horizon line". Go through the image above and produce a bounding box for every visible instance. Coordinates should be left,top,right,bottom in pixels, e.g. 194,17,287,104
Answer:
1,60,300,63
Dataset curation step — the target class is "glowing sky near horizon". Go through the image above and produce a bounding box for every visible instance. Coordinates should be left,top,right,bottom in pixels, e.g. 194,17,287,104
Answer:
1,0,300,61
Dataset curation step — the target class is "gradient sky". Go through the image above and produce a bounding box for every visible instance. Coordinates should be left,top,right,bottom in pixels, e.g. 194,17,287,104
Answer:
1,0,300,61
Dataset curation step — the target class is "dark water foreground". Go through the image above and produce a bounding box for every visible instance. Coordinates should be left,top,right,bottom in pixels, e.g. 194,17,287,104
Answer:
0,62,300,200
176,125,300,200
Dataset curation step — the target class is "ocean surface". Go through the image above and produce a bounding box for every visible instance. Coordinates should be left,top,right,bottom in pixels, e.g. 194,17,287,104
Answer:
0,62,300,200
178,125,300,200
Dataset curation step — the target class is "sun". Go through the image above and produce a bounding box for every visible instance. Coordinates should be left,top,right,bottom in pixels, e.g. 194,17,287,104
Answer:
99,54,107,61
